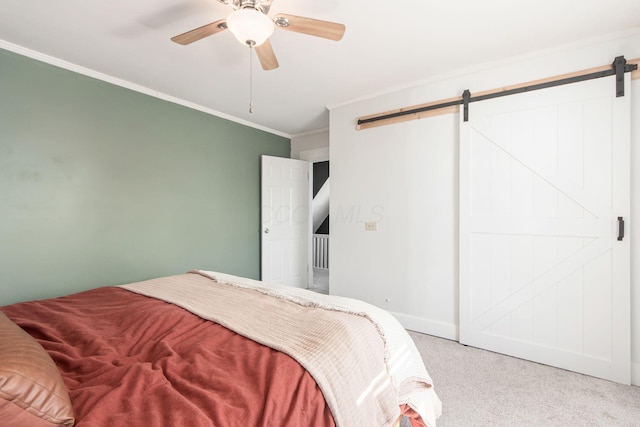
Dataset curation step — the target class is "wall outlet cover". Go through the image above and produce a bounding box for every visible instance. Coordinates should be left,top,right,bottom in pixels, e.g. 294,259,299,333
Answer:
365,222,377,231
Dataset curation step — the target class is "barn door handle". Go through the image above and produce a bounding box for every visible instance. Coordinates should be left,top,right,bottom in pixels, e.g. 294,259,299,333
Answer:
618,217,625,241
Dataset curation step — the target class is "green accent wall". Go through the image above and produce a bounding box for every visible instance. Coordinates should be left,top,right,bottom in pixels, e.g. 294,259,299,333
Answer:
0,48,290,306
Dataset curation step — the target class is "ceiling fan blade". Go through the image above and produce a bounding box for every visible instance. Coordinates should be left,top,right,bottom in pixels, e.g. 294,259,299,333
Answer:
171,19,227,45
274,14,345,41
256,40,279,71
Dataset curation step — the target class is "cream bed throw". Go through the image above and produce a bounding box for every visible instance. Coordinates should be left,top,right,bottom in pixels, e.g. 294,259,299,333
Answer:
120,271,441,427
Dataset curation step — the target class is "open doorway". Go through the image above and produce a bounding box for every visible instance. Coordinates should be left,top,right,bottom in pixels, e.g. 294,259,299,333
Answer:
299,147,330,294
310,161,329,293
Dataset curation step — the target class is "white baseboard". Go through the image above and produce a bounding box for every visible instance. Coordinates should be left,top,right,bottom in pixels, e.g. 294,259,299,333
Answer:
632,362,640,386
391,312,458,341
391,312,640,386
391,310,640,386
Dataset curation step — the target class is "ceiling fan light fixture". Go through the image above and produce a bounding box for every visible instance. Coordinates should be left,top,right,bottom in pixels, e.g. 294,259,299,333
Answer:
226,8,274,47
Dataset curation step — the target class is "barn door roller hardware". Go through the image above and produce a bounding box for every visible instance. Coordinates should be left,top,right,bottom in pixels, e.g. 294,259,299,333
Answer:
461,56,637,122
613,56,636,97
357,56,638,129
462,89,471,122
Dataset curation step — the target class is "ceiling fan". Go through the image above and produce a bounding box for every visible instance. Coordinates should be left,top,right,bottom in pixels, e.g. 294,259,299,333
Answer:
171,0,346,71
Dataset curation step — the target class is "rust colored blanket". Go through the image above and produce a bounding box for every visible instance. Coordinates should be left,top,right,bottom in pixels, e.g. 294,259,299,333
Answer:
1,287,335,427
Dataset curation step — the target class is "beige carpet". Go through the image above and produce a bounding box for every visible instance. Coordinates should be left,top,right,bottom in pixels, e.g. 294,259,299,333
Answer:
402,331,640,427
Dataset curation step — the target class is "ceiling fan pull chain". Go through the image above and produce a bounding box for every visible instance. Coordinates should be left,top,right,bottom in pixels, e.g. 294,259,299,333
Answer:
249,44,254,113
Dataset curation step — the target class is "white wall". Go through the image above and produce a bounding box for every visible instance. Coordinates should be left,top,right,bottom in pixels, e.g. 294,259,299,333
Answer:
631,78,639,386
329,30,640,384
291,129,329,159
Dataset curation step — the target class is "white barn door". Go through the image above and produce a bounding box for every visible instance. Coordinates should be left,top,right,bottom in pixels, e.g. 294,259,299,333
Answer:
261,155,309,288
459,75,631,384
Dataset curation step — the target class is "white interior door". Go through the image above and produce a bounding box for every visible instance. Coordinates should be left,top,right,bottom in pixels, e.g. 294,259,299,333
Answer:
261,155,309,288
459,75,631,384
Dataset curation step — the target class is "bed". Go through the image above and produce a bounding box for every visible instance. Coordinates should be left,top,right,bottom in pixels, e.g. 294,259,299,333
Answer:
0,270,442,427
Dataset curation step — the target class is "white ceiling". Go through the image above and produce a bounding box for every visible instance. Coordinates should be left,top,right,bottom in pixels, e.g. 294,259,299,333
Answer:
1,0,639,137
